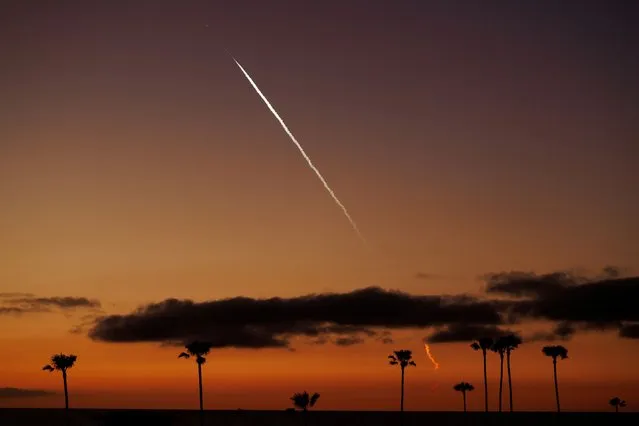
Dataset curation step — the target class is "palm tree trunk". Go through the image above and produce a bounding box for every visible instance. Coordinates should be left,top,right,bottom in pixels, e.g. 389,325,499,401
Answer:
482,349,488,412
553,358,560,413
463,391,467,413
62,370,69,411
400,367,405,412
615,405,619,413
197,363,204,425
498,352,504,412
507,349,513,412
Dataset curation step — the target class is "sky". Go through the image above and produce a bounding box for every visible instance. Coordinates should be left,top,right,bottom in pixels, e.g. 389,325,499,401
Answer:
1,0,638,412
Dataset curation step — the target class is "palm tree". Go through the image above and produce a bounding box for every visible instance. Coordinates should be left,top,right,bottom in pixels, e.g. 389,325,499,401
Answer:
388,350,417,413
609,397,627,413
290,391,320,411
178,340,213,424
453,382,475,412
501,334,522,412
471,337,493,412
42,353,77,412
491,338,507,412
542,345,568,413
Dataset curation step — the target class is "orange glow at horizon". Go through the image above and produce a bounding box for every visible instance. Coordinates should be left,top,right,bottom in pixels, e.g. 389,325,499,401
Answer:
2,0,638,414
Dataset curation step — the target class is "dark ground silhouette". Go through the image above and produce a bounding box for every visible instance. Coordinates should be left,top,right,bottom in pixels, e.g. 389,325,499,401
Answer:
0,409,637,426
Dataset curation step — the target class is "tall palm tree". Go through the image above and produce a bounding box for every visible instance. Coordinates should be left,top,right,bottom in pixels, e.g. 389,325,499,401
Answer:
471,337,493,412
609,397,627,413
42,353,77,412
501,334,522,412
453,382,475,412
178,340,213,424
542,345,568,413
290,391,320,411
491,338,507,412
388,350,416,412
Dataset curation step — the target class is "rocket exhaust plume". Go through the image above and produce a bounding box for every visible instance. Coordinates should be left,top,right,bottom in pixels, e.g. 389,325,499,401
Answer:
424,344,440,370
230,56,367,245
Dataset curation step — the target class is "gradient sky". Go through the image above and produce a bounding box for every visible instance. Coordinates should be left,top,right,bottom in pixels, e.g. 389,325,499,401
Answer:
1,0,638,412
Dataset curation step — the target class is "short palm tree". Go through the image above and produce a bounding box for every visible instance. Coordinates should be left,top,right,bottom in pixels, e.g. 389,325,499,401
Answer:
42,353,77,411
609,397,627,413
471,337,493,412
290,391,320,411
491,338,507,412
542,345,568,413
388,350,416,412
453,382,475,412
178,340,213,423
501,334,522,412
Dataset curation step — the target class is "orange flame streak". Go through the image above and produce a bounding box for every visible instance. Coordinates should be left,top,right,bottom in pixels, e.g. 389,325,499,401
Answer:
424,344,440,370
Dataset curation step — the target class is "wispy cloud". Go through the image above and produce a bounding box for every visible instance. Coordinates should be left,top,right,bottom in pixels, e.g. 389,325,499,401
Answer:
0,293,102,316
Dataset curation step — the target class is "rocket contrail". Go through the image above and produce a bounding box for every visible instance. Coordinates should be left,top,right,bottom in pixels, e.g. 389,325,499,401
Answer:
424,344,440,370
230,56,367,245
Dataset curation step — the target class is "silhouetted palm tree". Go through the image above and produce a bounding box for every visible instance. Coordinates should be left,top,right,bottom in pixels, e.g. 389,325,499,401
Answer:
178,340,213,424
491,338,507,412
388,350,416,413
609,397,627,413
453,382,475,412
501,334,522,412
471,337,493,412
542,345,568,413
290,391,320,411
42,353,77,412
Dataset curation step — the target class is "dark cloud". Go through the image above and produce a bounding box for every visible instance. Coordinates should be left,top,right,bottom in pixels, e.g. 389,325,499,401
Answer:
619,323,639,339
0,388,55,398
375,330,395,344
89,286,503,348
334,336,364,346
0,294,102,316
483,269,639,340
552,322,576,339
484,271,580,298
425,323,518,343
87,267,639,349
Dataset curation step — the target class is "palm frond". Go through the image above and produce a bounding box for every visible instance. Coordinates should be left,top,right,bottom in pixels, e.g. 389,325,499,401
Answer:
309,392,320,407
49,353,77,370
185,340,213,357
542,345,568,360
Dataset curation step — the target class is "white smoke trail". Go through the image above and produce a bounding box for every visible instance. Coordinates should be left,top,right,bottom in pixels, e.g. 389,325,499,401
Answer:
230,57,367,245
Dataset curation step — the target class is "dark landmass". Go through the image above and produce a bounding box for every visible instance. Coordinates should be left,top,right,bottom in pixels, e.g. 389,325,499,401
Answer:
0,409,637,426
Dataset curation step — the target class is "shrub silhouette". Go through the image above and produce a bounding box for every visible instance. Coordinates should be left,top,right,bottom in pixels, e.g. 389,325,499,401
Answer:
609,396,627,413
290,391,320,411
